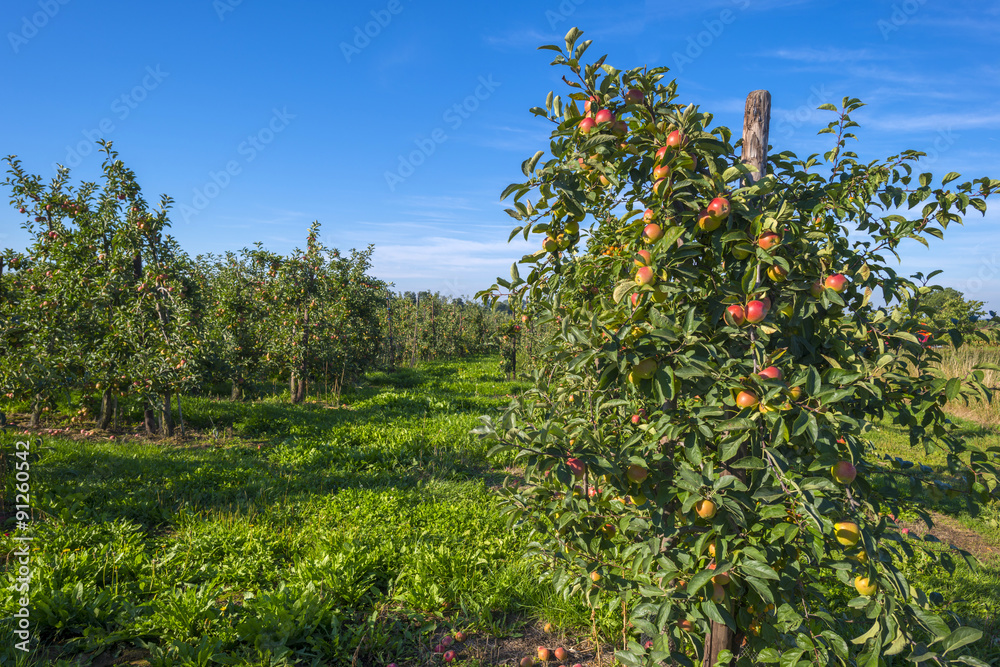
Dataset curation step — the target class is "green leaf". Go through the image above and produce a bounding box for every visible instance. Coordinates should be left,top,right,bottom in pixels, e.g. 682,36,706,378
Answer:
941,171,961,185
945,377,962,401
732,456,766,470
742,560,779,580
817,103,837,111
851,619,879,645
821,630,849,659
936,627,982,655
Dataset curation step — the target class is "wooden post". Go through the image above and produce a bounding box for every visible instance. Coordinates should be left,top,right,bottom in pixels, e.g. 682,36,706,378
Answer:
703,89,771,667
742,90,771,185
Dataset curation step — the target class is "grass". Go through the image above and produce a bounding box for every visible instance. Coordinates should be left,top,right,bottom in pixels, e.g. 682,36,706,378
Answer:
1,353,999,665
0,359,620,666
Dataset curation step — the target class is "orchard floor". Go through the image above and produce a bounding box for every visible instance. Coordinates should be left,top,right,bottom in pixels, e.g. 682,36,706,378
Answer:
1,357,999,666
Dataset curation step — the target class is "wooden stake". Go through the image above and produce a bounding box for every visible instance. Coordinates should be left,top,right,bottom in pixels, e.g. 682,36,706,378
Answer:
742,90,771,185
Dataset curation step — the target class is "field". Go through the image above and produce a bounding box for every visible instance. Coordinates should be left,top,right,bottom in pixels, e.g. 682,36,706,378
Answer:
2,352,999,666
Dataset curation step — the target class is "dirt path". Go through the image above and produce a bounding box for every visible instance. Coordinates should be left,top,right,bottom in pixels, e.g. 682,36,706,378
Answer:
898,511,1000,563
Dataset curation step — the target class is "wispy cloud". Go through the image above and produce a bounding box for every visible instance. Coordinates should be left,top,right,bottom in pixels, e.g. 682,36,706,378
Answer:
865,112,1000,133
767,47,880,64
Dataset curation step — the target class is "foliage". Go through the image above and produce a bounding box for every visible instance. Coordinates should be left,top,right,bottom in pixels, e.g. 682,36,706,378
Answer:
920,287,990,337
474,28,1000,667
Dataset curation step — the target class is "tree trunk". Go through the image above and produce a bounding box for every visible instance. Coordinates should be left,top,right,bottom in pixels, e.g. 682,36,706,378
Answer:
160,390,174,437
231,374,243,401
144,402,158,435
291,374,307,404
30,397,42,428
98,388,114,430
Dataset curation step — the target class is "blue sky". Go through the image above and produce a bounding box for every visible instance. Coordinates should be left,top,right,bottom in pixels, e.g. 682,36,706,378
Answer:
2,0,998,305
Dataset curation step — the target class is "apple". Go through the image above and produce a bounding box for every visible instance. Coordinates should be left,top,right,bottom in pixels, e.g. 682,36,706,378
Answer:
825,274,848,292
642,223,663,243
736,390,758,409
455,631,467,642
584,96,598,114
566,457,585,479
626,464,648,483
443,650,456,662
834,521,860,546
653,164,670,180
665,130,686,148
810,280,824,298
788,386,803,400
706,197,730,220
757,232,780,250
635,266,656,286
758,366,782,380
767,265,788,282
625,88,643,103
779,303,794,318
633,358,657,379
697,209,721,232
590,571,601,582
695,499,717,519
651,286,669,303
726,304,746,326
543,237,559,253
611,120,628,136
745,299,769,324
678,619,694,632
732,244,752,259
630,410,644,424
634,249,652,266
831,461,857,485
630,292,642,308
601,523,617,537
643,208,656,223
854,576,877,596
579,117,597,134
564,220,579,234
652,177,669,197
520,657,534,667
709,582,726,603
708,541,716,558
441,636,454,647
709,563,730,585
655,146,668,162
595,109,614,125
538,646,551,661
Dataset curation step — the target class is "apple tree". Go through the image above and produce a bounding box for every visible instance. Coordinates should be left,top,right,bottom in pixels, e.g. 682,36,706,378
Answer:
475,29,1000,667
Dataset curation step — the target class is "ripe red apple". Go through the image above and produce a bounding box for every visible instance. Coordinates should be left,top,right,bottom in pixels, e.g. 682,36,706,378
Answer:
706,197,730,220
810,280,824,298
745,299,769,324
627,464,648,483
678,619,694,632
695,499,717,519
566,457,585,479
520,657,534,667
831,461,857,484
653,164,670,180
642,223,663,243
579,117,597,134
825,274,848,292
726,304,746,326
584,96,598,114
625,88,643,103
441,636,454,647
655,146,668,162
634,266,656,286
611,120,628,136
758,366,782,380
736,390,758,409
757,232,780,250
665,130,686,148
652,177,669,197
595,109,614,125
634,249,652,266
443,650,456,662
630,292,641,308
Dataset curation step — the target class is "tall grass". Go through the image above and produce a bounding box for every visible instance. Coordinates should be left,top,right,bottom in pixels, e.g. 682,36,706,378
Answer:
934,345,1000,425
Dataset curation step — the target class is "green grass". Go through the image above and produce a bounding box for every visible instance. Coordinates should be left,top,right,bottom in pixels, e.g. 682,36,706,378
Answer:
0,359,619,666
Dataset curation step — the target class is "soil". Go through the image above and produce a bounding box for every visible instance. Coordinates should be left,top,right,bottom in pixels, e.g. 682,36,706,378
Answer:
432,620,619,667
897,511,1000,562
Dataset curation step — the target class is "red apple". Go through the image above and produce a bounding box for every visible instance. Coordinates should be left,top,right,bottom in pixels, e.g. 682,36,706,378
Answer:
520,657,534,667
652,177,669,196
579,117,597,134
653,164,670,180
595,109,614,125
757,232,780,250
767,265,788,282
634,249,652,267
726,304,746,326
566,457,585,479
634,266,656,286
758,366,782,380
642,223,663,243
441,636,454,647
625,88,643,103
745,299,769,324
443,650,456,662
611,119,628,136
831,461,857,485
643,208,655,223
584,96,598,114
678,619,694,632
709,563,731,585
706,197,730,220
736,390,758,409
825,274,848,292
655,146,668,162
665,130,686,148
